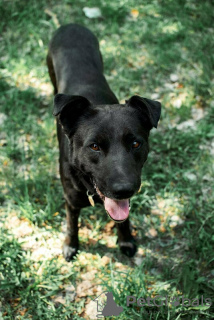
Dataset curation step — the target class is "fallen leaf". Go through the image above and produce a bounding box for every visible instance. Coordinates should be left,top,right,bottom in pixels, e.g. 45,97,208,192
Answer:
83,7,102,19
76,280,94,298
18,308,28,316
81,270,97,281
191,107,205,121
146,228,158,238
9,298,21,307
52,293,66,305
65,284,76,302
85,300,97,319
88,238,97,245
159,226,166,233
176,83,184,89
3,160,9,166
176,119,197,130
101,255,110,266
105,220,115,233
134,255,144,266
183,172,197,181
130,9,139,19
170,73,179,82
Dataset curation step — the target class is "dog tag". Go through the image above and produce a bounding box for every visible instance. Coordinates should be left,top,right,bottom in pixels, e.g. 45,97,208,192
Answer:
88,195,95,207
87,191,95,207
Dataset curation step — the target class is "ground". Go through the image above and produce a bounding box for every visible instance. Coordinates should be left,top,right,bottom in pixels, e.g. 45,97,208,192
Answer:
0,0,214,319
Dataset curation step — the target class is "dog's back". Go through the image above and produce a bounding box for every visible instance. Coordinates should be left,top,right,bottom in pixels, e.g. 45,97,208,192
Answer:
47,24,117,104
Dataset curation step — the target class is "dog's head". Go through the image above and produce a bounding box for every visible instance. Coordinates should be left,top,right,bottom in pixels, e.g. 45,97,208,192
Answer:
53,94,161,223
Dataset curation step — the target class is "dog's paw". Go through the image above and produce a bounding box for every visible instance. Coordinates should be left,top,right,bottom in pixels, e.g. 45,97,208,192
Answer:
63,244,78,262
118,239,137,258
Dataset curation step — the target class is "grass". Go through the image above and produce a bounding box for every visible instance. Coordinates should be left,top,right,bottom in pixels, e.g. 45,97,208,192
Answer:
0,0,214,319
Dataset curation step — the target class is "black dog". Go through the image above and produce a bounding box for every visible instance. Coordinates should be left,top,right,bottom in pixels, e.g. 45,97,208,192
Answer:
47,24,161,261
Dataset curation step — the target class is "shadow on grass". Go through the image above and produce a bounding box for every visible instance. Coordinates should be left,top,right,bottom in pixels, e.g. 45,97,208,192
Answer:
0,79,63,228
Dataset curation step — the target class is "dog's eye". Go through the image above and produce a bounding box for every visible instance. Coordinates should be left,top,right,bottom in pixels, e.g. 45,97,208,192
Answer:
132,141,141,149
90,143,100,151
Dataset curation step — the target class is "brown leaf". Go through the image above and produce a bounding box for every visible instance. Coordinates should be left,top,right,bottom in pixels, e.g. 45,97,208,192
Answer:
76,280,94,298
18,308,28,316
52,293,66,305
146,228,158,238
101,255,110,266
81,270,97,281
104,220,115,234
130,9,139,19
88,238,97,245
159,226,166,233
85,300,97,319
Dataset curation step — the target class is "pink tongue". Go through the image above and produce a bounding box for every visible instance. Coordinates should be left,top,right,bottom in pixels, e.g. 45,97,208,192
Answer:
104,197,129,221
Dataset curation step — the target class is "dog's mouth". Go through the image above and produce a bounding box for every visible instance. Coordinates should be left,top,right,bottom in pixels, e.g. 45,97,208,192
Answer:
95,186,130,223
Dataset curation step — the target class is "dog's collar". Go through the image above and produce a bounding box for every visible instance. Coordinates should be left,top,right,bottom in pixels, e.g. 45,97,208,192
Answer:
74,168,96,196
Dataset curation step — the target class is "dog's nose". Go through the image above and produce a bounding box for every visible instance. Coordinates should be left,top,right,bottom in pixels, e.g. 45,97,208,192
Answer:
111,182,135,199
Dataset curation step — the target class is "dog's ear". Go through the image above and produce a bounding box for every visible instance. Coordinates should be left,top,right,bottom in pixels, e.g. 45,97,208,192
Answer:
127,95,161,129
53,94,92,137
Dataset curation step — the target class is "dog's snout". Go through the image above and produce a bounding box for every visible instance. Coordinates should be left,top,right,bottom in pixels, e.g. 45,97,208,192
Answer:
111,182,135,199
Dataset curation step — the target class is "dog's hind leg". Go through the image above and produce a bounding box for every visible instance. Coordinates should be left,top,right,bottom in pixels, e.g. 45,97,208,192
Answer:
116,219,137,257
63,203,79,261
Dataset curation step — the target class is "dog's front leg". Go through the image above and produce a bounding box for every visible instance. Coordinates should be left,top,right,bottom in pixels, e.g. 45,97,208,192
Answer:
116,218,137,258
63,202,80,261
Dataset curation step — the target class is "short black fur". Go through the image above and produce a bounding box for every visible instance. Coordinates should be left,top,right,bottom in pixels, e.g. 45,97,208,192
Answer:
47,24,161,261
